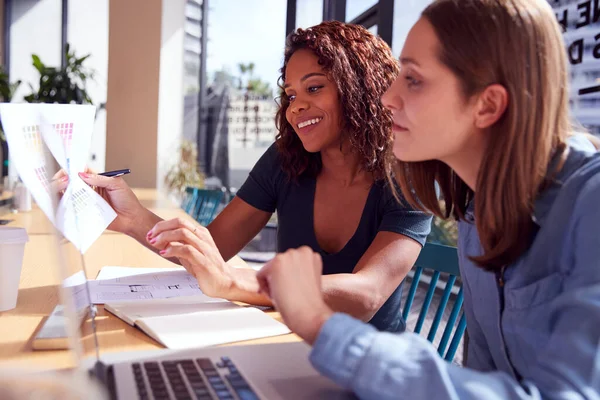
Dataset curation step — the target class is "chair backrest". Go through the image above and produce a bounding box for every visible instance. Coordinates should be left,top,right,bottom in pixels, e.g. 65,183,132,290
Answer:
182,187,224,226
402,242,466,362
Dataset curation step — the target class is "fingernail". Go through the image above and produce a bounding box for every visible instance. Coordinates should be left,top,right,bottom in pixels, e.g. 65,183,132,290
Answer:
61,176,69,182
78,172,89,178
150,238,156,245
159,250,166,255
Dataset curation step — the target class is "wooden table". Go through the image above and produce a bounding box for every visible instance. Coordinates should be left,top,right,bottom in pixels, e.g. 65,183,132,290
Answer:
0,189,297,371
4,189,190,235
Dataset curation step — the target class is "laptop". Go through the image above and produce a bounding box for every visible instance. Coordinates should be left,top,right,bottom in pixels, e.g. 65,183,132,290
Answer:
47,182,353,400
1,103,352,398
6,109,351,399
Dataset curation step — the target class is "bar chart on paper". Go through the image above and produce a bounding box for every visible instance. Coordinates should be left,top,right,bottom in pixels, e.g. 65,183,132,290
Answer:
0,104,117,253
55,122,74,151
24,125,53,194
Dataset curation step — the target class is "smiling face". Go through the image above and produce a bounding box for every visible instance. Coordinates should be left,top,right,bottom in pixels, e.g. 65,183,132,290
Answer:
381,18,477,165
284,49,343,153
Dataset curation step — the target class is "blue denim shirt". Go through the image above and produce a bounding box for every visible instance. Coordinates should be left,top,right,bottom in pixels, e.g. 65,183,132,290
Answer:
309,136,600,399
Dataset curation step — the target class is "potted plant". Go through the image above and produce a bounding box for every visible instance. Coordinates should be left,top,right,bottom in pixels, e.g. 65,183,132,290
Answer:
24,43,94,105
165,139,205,197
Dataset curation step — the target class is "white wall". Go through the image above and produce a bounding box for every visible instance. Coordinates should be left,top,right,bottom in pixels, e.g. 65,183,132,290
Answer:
9,0,62,101
67,0,109,173
156,0,185,192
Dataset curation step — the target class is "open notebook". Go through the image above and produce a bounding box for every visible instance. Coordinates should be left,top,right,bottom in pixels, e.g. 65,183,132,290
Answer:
104,296,291,349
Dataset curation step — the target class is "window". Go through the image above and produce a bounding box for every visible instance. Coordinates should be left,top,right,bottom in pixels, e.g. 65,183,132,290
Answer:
346,0,378,22
195,0,287,190
551,0,600,136
391,0,432,57
296,0,323,29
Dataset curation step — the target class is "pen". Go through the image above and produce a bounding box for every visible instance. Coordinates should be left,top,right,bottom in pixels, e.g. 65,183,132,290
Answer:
99,169,131,177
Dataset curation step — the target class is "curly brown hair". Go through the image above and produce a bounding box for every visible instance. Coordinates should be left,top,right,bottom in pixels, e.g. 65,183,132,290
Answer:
275,21,400,181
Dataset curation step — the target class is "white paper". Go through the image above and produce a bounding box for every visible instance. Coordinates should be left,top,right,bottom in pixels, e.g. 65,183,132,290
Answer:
96,266,189,280
104,297,290,349
0,104,56,220
55,177,117,253
86,280,214,304
62,271,92,312
137,307,291,349
0,104,117,253
86,266,225,304
96,267,197,285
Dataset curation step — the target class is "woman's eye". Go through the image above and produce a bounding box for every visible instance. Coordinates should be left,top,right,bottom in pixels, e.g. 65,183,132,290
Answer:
286,94,296,102
405,75,421,88
308,85,323,93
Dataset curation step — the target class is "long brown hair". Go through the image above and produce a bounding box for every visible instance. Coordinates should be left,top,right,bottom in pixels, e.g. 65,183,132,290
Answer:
275,21,400,181
395,0,571,270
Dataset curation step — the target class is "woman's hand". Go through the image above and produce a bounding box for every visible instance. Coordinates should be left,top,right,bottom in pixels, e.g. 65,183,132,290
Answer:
51,169,70,195
257,247,333,344
51,166,97,195
147,218,236,298
77,172,145,234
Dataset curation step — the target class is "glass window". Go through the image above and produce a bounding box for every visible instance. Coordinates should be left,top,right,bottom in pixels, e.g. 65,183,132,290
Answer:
346,0,378,22
551,0,600,136
296,0,323,29
391,0,433,57
368,24,378,35
183,0,203,181
193,0,287,190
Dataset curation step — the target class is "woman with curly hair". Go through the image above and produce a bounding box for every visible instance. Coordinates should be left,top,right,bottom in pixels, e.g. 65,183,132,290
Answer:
76,21,432,332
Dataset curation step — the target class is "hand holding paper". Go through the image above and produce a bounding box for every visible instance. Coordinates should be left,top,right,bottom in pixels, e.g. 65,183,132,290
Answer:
0,104,117,253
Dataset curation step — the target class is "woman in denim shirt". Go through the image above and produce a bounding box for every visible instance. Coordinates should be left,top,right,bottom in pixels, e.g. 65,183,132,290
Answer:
256,0,600,398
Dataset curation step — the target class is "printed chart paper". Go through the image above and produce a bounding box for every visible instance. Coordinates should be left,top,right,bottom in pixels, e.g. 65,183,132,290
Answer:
0,103,117,252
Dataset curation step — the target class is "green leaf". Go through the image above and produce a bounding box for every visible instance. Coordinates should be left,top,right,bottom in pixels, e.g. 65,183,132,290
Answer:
25,44,96,105
74,54,91,66
31,55,45,73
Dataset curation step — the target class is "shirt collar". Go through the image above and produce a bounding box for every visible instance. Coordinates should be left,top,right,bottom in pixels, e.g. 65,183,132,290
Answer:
463,135,597,226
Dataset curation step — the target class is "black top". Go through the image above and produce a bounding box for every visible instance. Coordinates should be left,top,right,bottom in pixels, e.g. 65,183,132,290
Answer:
236,144,432,332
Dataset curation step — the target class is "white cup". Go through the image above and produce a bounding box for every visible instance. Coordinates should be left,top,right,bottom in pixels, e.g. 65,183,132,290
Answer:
14,183,32,212
0,227,29,311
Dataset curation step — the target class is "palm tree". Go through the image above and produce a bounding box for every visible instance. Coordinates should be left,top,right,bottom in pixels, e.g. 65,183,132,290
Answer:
247,62,255,82
238,63,248,90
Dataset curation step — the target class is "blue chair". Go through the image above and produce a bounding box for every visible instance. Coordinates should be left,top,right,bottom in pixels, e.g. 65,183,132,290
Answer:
402,242,466,362
182,187,224,226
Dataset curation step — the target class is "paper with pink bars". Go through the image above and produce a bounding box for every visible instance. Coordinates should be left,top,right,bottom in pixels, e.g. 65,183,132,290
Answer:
0,103,116,253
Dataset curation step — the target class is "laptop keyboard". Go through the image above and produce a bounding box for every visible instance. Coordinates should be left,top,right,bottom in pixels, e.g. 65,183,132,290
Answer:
132,357,260,400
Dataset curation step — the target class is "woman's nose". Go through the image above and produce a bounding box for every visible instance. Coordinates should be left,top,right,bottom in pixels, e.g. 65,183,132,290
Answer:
381,76,403,111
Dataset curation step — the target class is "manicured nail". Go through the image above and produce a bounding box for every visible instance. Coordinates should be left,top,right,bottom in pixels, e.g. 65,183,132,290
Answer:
61,176,69,182
150,238,156,245
78,172,89,178
146,230,153,237
159,250,166,255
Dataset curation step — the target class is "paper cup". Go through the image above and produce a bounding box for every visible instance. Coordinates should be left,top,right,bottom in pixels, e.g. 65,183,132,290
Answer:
0,227,29,312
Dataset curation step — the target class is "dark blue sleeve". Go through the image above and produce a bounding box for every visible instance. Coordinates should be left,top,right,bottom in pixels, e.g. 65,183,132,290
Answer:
235,143,282,213
378,184,432,246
